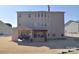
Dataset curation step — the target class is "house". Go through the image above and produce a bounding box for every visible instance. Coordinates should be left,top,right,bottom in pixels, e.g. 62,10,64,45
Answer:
12,11,64,41
65,20,79,37
0,21,12,36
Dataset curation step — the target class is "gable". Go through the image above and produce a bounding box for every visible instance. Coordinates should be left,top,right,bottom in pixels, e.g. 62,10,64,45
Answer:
0,21,12,29
65,20,79,26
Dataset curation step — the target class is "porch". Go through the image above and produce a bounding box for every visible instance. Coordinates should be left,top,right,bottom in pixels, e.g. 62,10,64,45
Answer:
18,29,48,41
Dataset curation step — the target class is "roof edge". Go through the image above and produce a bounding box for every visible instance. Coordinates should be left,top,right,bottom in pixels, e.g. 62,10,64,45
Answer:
17,11,64,13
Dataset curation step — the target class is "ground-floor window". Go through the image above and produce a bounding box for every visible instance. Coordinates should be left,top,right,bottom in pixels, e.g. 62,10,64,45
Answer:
33,34,46,38
48,33,50,36
52,34,55,37
18,30,31,40
61,34,64,37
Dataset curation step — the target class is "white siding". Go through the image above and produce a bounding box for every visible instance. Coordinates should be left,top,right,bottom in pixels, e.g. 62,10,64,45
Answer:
0,22,12,35
65,22,79,33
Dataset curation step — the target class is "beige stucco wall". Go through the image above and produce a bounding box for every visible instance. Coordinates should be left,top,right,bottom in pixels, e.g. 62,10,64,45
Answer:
17,11,48,29
47,12,64,38
12,28,18,41
16,11,64,39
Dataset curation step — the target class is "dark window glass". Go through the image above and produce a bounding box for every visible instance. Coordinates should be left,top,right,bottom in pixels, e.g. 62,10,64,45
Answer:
34,34,37,38
35,13,37,17
18,23,21,26
38,13,40,17
44,23,47,26
44,13,46,17
52,34,55,36
18,14,21,17
61,34,64,37
41,13,43,17
28,14,31,18
48,34,49,36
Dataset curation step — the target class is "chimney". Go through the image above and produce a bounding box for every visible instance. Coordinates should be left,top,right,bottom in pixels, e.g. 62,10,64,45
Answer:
48,5,50,12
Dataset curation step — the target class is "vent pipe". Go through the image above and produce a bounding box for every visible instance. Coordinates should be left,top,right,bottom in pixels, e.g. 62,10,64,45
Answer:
48,5,50,12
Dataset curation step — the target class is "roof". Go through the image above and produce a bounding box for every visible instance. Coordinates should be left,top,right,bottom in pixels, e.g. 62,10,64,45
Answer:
0,21,12,28
65,20,79,26
17,11,64,13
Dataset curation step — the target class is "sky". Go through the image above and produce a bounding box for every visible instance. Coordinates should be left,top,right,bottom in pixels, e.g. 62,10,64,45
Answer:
0,5,79,27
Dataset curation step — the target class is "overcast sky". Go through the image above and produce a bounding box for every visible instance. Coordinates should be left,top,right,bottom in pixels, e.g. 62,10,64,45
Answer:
0,5,79,27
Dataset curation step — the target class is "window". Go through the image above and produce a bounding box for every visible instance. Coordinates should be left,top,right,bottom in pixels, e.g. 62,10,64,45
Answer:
44,23,47,26
44,13,46,17
48,34,50,36
41,13,43,17
28,13,31,18
52,34,55,37
18,14,21,17
34,12,46,17
61,34,64,37
35,13,37,17
18,23,21,26
38,13,40,17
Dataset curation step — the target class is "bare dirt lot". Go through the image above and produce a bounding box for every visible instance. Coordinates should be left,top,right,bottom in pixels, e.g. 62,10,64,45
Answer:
0,36,58,54
0,36,79,54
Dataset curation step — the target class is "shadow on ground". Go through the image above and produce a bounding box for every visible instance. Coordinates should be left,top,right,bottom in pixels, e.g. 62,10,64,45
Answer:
17,36,79,49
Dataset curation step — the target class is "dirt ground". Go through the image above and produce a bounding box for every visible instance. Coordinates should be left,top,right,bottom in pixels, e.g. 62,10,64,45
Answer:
0,36,58,54
0,36,79,54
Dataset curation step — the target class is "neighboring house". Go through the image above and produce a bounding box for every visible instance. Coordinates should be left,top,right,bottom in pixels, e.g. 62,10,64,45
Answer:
65,20,79,37
0,21,12,36
12,11,64,41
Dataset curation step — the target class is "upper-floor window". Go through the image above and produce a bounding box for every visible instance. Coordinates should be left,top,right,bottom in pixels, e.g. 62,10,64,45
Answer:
18,14,21,18
38,13,40,17
28,13,31,18
41,13,43,17
35,13,37,17
44,23,47,26
44,13,46,17
34,12,46,17
18,23,21,26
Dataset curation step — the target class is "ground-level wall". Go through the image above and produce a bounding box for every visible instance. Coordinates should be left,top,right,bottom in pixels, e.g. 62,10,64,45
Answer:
12,28,18,41
65,32,79,37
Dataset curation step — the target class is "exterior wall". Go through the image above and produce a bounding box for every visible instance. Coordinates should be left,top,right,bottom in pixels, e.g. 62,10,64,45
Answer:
17,11,48,29
12,28,18,41
17,11,64,39
65,22,79,33
65,22,79,37
47,12,64,38
0,22,12,36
